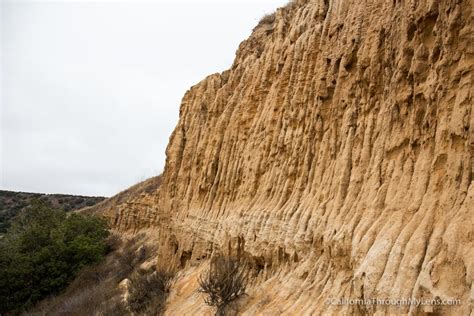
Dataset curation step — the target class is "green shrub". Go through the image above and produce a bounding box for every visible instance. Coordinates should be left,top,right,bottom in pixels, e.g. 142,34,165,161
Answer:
0,199,109,314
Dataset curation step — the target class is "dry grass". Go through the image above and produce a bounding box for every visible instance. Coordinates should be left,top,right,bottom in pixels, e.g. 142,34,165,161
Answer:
29,280,122,316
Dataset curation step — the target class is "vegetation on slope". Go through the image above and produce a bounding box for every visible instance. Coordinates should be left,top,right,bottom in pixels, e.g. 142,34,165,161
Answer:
0,190,105,234
27,233,175,316
0,177,170,315
0,200,109,314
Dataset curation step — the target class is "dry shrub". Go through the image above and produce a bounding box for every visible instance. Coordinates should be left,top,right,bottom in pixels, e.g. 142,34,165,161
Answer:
128,268,174,315
198,255,249,316
285,0,299,11
256,0,302,31
258,12,276,26
106,233,123,252
115,240,149,281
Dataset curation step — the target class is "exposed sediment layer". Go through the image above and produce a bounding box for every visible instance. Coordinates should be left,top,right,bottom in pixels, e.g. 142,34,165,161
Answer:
101,0,473,314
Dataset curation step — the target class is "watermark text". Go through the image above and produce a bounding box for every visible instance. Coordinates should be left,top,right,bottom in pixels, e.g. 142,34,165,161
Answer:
326,297,461,307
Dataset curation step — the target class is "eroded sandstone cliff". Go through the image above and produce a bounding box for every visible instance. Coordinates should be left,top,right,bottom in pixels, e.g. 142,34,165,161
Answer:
99,0,473,314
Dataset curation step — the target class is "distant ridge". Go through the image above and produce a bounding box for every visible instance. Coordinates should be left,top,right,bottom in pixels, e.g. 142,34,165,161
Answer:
0,190,105,233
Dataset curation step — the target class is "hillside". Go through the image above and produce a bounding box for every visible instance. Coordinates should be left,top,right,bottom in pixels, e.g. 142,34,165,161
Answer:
0,190,105,234
81,175,161,231
92,0,473,314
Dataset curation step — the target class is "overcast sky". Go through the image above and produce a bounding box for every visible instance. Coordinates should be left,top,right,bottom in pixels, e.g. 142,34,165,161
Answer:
0,0,287,197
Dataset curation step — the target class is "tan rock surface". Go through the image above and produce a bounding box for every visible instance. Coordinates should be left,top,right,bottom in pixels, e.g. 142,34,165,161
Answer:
96,0,473,314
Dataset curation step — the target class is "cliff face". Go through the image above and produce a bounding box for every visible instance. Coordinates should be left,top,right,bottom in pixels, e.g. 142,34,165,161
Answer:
104,0,473,314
